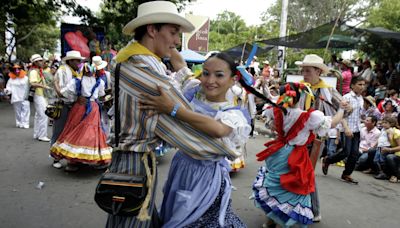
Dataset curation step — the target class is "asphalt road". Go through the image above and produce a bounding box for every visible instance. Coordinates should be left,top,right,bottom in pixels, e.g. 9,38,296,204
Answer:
0,102,399,228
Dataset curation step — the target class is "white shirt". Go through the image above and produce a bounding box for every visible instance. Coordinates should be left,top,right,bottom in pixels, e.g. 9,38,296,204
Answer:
55,64,78,103
378,129,391,148
63,76,105,101
343,91,364,133
104,71,112,90
361,68,372,82
5,77,29,103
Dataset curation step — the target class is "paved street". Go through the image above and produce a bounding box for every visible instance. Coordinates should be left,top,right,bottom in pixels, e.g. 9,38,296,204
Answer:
0,101,399,228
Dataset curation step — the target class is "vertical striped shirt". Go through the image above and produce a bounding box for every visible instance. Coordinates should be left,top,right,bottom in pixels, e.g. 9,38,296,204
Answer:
343,91,363,132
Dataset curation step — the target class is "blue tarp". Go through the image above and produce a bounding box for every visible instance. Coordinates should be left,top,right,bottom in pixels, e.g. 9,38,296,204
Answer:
180,50,206,63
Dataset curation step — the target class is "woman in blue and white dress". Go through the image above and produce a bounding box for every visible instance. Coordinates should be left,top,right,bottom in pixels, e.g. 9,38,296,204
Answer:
140,52,258,227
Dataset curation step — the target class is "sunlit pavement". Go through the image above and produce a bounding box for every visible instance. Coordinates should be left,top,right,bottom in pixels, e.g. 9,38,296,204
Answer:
0,102,399,228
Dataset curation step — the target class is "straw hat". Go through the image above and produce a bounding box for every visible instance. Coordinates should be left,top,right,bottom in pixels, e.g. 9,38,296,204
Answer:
62,50,85,62
92,56,108,70
30,54,43,63
122,1,195,35
295,54,330,74
263,60,270,65
363,96,376,107
341,59,352,68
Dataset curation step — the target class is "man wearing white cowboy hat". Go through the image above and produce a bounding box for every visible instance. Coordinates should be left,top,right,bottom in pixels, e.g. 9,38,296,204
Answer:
29,54,52,142
295,54,352,222
50,50,85,169
92,56,112,135
261,59,272,80
106,1,245,227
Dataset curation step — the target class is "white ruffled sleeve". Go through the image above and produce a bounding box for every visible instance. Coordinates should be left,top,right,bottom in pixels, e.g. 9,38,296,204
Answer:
306,110,332,137
214,110,251,154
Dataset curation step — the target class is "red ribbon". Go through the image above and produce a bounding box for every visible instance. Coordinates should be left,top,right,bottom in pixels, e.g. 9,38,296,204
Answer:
286,90,296,97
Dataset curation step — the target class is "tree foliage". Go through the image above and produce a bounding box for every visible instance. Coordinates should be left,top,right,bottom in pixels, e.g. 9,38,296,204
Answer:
367,0,400,31
262,0,374,33
0,0,94,62
359,0,400,62
208,10,274,53
256,0,378,66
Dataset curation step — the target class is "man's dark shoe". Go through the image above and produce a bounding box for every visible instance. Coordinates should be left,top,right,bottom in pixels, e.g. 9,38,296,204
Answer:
341,174,358,184
65,164,79,172
362,168,374,174
322,157,329,175
374,172,388,180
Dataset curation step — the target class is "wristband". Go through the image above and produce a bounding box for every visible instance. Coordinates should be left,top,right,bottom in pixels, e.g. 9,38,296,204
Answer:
170,103,180,117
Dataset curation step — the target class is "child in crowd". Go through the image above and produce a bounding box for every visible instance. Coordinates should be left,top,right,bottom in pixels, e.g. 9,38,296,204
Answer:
374,116,397,179
326,126,341,157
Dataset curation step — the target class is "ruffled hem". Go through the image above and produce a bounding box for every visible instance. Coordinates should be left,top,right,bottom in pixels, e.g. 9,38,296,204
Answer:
252,167,313,226
50,143,112,165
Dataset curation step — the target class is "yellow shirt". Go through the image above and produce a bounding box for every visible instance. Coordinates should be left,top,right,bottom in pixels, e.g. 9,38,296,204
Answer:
43,67,51,73
29,69,44,96
388,128,400,156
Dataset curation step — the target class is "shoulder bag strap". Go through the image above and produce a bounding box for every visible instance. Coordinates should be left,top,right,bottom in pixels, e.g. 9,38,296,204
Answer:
115,63,121,147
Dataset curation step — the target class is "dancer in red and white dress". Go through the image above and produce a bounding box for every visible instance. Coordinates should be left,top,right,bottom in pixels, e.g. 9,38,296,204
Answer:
50,63,112,171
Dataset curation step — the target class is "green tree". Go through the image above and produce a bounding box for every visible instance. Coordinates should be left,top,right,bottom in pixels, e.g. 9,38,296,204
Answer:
367,0,400,31
0,0,93,62
359,0,400,62
257,0,377,68
209,11,257,51
262,0,374,33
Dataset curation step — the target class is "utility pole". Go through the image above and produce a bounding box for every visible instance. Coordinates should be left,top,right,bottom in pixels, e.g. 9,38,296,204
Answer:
278,0,288,74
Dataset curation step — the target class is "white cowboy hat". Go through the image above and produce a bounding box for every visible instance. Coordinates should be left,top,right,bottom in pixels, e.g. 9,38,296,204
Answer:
92,56,108,70
30,54,43,63
263,60,270,65
295,54,330,74
62,50,85,62
122,1,195,35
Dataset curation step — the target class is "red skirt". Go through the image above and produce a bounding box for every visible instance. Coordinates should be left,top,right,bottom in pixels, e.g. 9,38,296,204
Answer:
50,101,112,165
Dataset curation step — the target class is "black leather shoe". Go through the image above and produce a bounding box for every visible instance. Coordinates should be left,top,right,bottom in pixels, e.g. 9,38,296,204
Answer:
374,172,388,180
322,157,329,175
341,174,358,184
